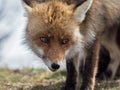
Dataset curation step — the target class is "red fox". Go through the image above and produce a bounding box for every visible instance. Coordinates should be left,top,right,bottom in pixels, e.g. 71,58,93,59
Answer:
22,0,120,90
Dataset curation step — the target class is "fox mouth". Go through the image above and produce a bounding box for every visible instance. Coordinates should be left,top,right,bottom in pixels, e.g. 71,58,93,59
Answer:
48,67,58,72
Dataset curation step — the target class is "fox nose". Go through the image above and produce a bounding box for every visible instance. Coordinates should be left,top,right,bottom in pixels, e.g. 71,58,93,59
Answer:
51,63,60,70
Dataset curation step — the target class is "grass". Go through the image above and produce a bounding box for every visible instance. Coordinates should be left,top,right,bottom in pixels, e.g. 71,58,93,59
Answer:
0,68,119,90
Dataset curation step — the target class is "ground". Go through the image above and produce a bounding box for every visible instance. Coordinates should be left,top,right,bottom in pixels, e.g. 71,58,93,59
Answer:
0,68,119,90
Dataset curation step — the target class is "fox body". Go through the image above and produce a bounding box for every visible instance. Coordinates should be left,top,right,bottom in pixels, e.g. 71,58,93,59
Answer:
22,0,120,90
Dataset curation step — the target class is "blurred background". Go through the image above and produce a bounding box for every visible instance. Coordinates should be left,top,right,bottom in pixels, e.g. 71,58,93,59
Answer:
0,0,47,69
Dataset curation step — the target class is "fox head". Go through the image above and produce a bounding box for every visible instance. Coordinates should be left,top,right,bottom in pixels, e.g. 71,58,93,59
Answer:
22,0,93,71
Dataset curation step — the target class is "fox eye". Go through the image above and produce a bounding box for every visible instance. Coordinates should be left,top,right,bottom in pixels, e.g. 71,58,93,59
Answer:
61,39,69,45
40,37,50,44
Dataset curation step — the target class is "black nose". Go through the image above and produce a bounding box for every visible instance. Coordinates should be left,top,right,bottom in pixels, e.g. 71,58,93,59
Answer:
51,63,60,70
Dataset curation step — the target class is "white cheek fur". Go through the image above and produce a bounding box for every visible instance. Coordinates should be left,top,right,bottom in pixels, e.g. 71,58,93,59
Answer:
25,37,45,59
43,58,52,68
65,27,85,60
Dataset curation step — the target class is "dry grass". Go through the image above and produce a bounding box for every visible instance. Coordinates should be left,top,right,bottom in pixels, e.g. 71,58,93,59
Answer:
0,68,119,90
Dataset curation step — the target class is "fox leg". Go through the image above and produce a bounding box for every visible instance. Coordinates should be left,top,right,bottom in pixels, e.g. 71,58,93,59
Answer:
105,47,120,79
105,29,120,79
62,58,78,90
96,45,110,80
80,37,100,90
101,25,120,79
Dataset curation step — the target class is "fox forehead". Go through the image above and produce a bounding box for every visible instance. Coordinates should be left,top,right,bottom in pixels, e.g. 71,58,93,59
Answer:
31,1,74,25
26,1,79,36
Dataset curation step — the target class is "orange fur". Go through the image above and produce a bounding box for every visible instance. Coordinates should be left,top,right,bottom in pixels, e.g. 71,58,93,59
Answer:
22,0,120,90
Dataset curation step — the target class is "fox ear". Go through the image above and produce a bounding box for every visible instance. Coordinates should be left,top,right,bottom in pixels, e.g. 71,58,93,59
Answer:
73,0,93,23
22,0,40,12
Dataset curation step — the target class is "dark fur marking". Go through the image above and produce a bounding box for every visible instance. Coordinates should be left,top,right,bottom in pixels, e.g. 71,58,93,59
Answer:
96,45,110,80
66,0,86,5
23,0,47,7
23,0,32,6
105,69,112,78
63,59,77,90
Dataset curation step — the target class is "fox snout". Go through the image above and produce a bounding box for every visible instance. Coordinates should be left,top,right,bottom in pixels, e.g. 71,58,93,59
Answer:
41,44,67,71
44,59,63,71
43,58,62,71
